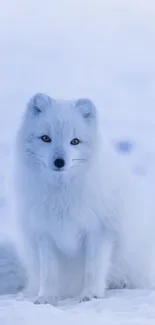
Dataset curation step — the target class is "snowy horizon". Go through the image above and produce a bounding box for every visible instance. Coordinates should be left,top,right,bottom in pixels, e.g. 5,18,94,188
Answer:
1,0,155,126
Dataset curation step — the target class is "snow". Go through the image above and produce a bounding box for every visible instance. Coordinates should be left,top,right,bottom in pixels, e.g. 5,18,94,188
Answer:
0,0,155,324
1,290,155,325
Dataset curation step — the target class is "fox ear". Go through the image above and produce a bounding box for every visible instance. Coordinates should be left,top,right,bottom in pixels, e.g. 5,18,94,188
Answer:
75,98,96,121
27,93,53,114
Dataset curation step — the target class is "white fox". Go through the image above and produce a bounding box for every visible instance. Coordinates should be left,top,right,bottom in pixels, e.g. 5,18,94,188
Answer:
11,93,155,304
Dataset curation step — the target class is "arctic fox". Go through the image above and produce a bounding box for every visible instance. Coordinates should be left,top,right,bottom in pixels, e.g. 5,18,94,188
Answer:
11,93,155,304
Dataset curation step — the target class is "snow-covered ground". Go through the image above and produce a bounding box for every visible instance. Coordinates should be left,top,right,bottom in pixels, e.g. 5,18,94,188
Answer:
1,0,155,324
1,290,155,325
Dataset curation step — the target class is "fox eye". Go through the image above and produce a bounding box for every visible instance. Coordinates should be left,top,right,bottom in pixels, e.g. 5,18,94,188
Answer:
70,138,80,145
41,135,51,143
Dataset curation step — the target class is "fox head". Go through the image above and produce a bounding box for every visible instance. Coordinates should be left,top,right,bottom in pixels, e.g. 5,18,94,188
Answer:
17,93,98,181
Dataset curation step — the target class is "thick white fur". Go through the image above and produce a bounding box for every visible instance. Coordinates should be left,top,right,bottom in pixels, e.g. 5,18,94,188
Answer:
10,93,155,304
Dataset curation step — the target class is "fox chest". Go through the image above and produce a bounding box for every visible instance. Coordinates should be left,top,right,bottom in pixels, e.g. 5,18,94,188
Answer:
47,203,86,254
50,214,85,254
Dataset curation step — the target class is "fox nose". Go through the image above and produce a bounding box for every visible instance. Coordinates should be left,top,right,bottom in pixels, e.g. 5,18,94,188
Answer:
54,158,65,169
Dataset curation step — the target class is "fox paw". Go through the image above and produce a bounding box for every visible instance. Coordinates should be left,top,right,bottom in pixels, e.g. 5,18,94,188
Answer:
34,295,57,306
80,295,98,303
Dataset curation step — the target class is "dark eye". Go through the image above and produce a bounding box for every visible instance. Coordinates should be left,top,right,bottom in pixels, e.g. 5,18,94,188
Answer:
41,135,51,143
70,138,80,145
